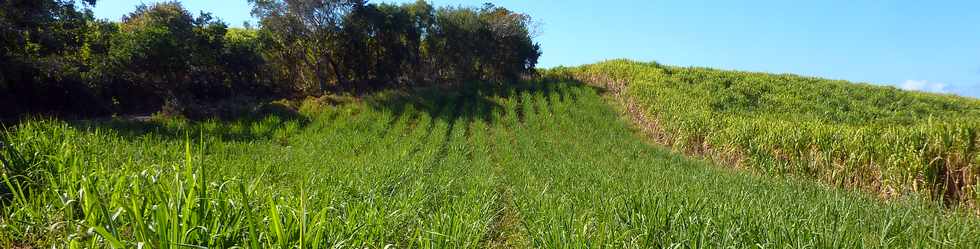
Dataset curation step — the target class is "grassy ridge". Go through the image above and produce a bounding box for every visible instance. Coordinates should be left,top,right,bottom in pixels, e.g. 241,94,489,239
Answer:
2,81,980,247
547,59,980,207
495,81,979,247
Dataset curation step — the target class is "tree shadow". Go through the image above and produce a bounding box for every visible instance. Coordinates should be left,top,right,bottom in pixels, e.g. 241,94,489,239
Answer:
365,83,501,128
363,77,604,127
67,102,311,143
58,76,603,145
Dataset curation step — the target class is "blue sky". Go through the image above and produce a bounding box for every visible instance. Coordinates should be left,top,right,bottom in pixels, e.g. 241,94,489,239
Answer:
93,0,980,98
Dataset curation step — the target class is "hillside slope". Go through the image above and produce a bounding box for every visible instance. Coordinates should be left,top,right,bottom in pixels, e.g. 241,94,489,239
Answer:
548,59,980,207
3,81,980,247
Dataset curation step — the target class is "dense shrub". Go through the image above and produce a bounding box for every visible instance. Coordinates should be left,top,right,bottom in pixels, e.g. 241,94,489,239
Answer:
2,0,541,119
0,0,105,118
252,1,541,93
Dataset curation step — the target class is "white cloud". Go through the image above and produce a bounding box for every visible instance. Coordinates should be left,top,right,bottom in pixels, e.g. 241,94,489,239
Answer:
900,80,948,94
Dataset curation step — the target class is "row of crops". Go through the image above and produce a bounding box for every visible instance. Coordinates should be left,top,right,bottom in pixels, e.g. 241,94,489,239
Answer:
4,80,980,247
547,59,980,208
0,92,500,247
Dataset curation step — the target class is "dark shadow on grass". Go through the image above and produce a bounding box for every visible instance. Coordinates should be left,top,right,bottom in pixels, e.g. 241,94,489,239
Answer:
364,77,602,128
366,84,497,127
67,102,311,143
60,77,601,145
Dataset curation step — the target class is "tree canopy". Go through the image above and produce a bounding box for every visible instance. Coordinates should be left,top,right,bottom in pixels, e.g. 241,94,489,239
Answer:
1,0,541,119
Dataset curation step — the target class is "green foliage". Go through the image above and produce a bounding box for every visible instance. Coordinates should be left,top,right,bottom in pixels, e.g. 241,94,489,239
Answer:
110,2,197,90
3,0,540,119
250,0,363,92
222,28,269,92
0,0,103,117
0,0,96,58
2,82,979,247
104,2,256,112
549,59,980,206
424,3,541,84
253,0,541,93
1,1,277,118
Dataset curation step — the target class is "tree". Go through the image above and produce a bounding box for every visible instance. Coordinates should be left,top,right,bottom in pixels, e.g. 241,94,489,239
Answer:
0,0,97,60
223,27,269,93
2,0,542,119
251,0,363,93
478,4,541,81
339,2,423,87
423,4,540,84
0,0,100,117
107,2,230,112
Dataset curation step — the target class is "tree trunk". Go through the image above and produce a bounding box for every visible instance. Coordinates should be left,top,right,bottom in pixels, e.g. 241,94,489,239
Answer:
313,59,329,93
326,55,349,92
